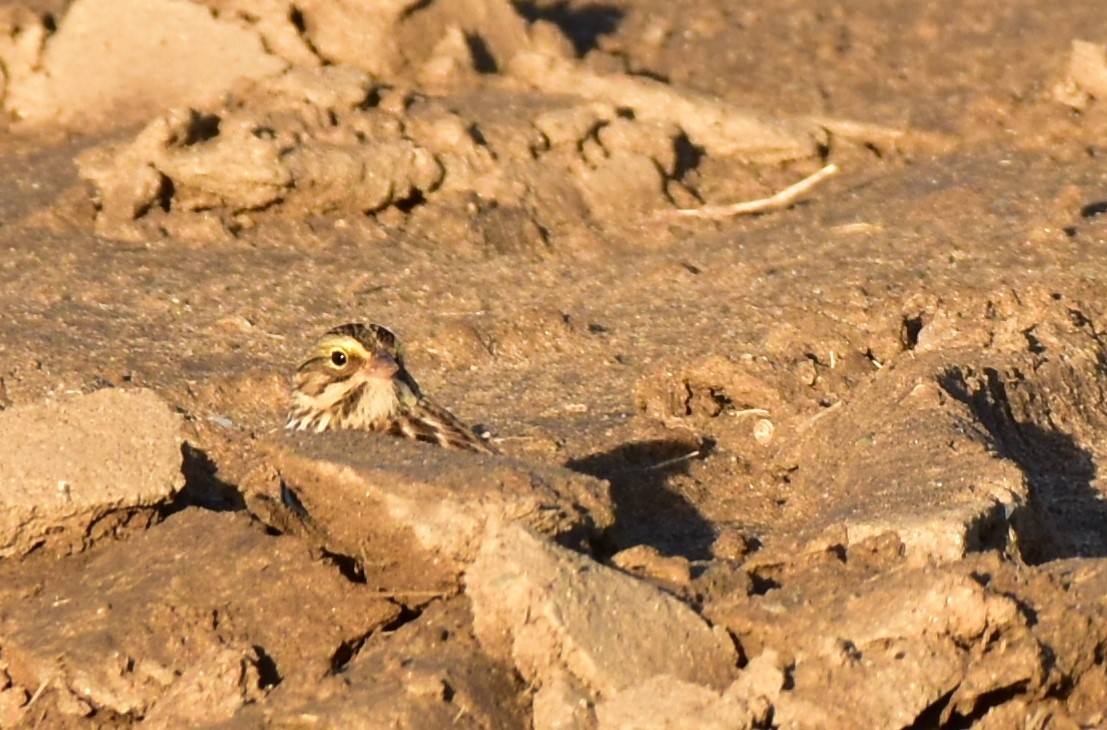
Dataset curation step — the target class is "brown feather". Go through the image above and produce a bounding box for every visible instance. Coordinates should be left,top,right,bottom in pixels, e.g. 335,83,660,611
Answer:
393,397,498,454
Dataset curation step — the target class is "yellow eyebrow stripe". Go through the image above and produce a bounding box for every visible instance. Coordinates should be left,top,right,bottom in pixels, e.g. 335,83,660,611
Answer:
314,335,372,360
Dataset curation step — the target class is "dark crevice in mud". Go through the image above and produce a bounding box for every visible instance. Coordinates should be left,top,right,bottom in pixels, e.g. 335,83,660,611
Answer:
626,67,671,84
322,549,366,584
778,665,796,693
963,499,1017,556
466,122,488,147
399,0,434,20
329,637,360,674
251,487,375,587
380,603,424,633
939,366,1106,564
83,508,160,547
748,569,782,596
1022,326,1046,355
268,485,366,582
514,1,624,56
279,481,309,517
287,5,323,62
358,85,383,111
464,33,499,74
391,188,427,214
567,439,716,562
968,571,1043,629
1080,200,1107,219
252,645,282,689
243,488,324,542
330,603,425,674
167,443,247,516
900,313,923,351
181,110,221,145
940,683,1033,729
148,173,174,215
906,686,955,730
705,388,733,416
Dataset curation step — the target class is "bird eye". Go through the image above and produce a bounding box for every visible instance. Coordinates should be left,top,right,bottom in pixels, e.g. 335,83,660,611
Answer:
330,350,348,366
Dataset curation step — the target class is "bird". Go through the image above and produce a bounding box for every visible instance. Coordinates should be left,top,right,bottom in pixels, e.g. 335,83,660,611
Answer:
286,322,496,454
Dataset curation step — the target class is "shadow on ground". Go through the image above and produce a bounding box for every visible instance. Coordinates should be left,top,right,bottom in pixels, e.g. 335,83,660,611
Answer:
940,366,1107,563
515,1,623,56
171,442,247,514
566,438,716,561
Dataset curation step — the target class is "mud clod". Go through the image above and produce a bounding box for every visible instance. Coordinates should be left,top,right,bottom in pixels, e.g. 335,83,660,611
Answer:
467,522,740,700
0,388,183,559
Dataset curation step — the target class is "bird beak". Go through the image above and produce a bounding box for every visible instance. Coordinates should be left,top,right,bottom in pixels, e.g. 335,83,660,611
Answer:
362,352,399,379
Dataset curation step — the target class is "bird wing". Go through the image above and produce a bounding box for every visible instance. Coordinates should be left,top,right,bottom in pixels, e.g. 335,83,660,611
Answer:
390,397,498,454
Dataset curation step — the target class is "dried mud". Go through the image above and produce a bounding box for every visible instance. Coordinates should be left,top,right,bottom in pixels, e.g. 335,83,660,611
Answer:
2,0,1107,727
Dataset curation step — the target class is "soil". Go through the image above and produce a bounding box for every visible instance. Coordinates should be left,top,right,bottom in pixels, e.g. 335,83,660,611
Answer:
3,0,1107,727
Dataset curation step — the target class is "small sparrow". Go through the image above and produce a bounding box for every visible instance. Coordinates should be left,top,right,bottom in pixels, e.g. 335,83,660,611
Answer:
286,322,496,454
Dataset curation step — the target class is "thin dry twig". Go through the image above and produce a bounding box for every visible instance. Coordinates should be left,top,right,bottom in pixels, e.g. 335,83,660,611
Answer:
795,400,843,435
643,450,701,471
24,680,50,711
372,589,454,599
667,163,840,220
731,408,770,418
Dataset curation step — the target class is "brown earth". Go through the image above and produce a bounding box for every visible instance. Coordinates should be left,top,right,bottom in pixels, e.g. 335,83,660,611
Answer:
2,0,1107,727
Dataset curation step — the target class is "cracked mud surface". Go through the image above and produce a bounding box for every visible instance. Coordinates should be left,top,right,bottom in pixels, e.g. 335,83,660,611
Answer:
3,0,1107,727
